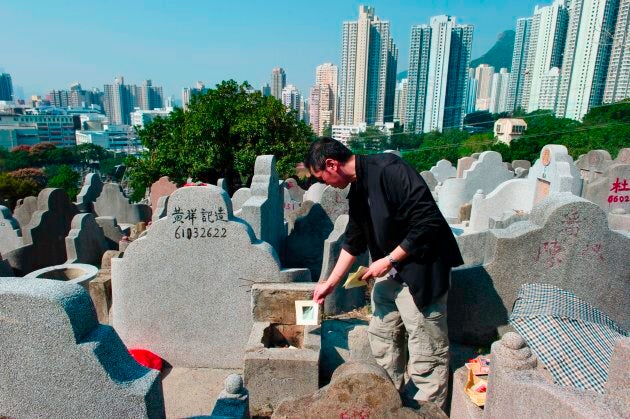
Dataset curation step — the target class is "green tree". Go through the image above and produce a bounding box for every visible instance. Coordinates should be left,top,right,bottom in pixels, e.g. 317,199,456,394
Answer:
348,127,387,153
75,143,108,170
0,173,42,210
127,80,313,200
46,165,81,200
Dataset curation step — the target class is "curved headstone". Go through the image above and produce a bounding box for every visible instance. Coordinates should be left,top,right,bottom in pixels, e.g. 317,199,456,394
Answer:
94,183,152,224
0,205,22,255
65,213,110,265
75,173,104,213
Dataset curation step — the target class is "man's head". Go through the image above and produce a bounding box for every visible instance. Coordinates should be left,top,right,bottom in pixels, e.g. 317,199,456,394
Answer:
305,137,355,189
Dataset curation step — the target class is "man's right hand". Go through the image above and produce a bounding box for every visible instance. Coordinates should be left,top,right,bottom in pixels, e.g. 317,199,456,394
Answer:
313,280,335,304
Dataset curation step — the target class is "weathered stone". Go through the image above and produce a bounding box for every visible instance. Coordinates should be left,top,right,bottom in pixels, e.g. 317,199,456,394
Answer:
251,282,316,324
273,361,442,418
512,160,531,171
284,177,305,202
459,202,472,222
211,374,249,419
456,156,477,178
420,171,438,191
88,250,121,324
94,182,152,224
240,155,285,254
25,263,99,289
12,195,38,231
320,215,369,315
0,205,22,255
231,187,251,213
149,176,177,211
4,188,78,275
430,159,457,183
438,151,513,222
583,163,630,219
245,322,321,416
450,193,630,346
65,213,111,265
75,172,103,213
95,216,125,249
320,318,370,384
615,147,630,164
0,277,165,418
112,185,309,368
152,195,169,222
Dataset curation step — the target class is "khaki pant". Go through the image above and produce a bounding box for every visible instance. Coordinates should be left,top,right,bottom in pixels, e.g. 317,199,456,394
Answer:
368,276,450,409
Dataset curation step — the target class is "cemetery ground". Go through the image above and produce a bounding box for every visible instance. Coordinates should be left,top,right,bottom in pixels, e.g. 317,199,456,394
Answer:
0,141,629,417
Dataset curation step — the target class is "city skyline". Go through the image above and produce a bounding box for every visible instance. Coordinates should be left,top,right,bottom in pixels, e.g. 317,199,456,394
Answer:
2,0,543,100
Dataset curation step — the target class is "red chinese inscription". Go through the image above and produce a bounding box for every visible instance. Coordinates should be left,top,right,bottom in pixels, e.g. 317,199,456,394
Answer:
610,177,630,194
534,240,564,268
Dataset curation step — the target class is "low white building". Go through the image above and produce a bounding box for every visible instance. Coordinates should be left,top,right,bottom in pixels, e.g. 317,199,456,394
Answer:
494,118,527,144
130,107,173,129
331,123,367,145
76,124,142,152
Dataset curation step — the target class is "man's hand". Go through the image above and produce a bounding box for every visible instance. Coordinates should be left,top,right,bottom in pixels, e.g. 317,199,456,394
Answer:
361,257,392,281
313,280,336,304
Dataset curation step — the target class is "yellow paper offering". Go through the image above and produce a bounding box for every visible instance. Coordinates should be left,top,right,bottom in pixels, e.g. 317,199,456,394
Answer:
343,266,368,289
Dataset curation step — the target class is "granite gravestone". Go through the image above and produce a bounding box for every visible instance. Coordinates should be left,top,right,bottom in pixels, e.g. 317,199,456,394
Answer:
284,177,306,202
430,159,456,183
468,145,582,232
149,176,177,211
4,189,78,275
320,215,369,315
582,163,630,216
94,183,152,225
231,187,251,214
75,173,104,213
240,155,285,255
0,206,22,255
0,277,164,418
456,156,477,178
12,195,38,232
420,171,438,191
437,151,513,222
576,150,613,185
151,195,169,222
112,185,309,368
450,193,629,345
615,148,630,165
95,216,125,249
65,213,111,265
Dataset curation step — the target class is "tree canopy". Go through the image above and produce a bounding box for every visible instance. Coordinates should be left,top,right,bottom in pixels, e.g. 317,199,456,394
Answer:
126,80,314,200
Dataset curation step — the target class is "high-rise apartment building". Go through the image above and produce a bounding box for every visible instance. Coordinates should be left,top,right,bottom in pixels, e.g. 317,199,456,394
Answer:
103,76,134,125
138,80,164,111
507,18,533,112
522,0,568,113
49,83,103,110
466,68,478,114
182,81,207,110
271,68,286,100
281,84,301,114
406,15,472,133
261,83,271,97
538,67,562,110
393,78,408,125
603,0,630,103
475,64,496,111
490,68,510,114
0,73,14,101
557,0,620,120
338,6,398,126
309,63,338,135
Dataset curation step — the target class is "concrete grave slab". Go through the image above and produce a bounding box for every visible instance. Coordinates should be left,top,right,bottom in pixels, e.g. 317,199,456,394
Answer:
75,172,104,213
582,163,630,219
0,277,164,418
457,156,478,178
0,205,22,255
151,195,169,223
95,216,125,249
12,195,38,231
438,151,513,222
430,159,457,183
112,185,309,368
576,150,613,185
149,176,177,211
94,182,152,224
65,213,111,265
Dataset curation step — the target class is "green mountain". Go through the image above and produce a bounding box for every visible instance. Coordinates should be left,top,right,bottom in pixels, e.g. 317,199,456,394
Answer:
470,30,515,71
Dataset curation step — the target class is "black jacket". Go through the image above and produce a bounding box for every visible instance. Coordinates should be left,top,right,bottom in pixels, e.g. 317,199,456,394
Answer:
342,153,464,309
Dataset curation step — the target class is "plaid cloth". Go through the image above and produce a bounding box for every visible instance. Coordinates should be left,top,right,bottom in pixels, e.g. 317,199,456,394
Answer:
509,283,628,394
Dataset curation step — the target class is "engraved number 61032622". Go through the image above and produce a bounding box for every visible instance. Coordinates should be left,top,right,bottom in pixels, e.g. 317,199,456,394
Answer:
174,226,227,239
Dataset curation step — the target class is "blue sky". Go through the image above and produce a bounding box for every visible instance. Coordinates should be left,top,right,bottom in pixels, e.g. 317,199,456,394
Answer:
2,0,543,100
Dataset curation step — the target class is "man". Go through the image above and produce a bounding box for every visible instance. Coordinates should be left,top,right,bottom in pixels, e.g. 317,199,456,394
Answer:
306,137,463,409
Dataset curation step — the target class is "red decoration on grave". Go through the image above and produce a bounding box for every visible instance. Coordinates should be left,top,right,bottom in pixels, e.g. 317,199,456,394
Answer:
129,348,163,371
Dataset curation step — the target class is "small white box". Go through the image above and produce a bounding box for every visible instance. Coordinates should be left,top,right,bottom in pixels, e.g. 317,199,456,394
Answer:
295,300,319,326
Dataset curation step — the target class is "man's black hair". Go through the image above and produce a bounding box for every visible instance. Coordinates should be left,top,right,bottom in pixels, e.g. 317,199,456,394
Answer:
305,137,353,171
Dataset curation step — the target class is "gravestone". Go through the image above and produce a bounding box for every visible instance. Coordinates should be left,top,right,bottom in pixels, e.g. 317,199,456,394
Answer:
420,171,438,191
284,177,305,202
576,150,613,185
112,185,309,368
95,216,125,249
456,156,477,178
450,193,629,346
512,160,531,171
217,178,229,194
615,148,630,164
0,277,164,417
468,145,582,232
240,155,285,254
149,176,177,211
437,151,513,222
4,188,78,275
321,215,370,315
231,187,251,213
152,195,169,222
13,195,38,231
303,182,327,203
282,201,333,280
283,187,301,218
0,254,12,276
317,185,350,224
0,205,22,255
430,159,456,183
75,173,104,213
65,213,111,266
582,163,630,217
94,183,152,225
